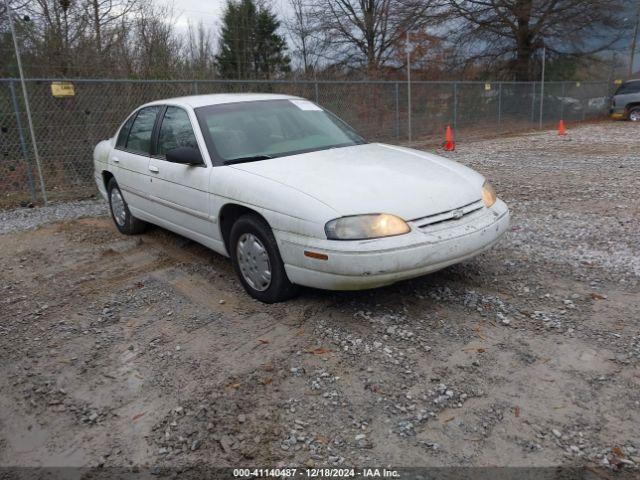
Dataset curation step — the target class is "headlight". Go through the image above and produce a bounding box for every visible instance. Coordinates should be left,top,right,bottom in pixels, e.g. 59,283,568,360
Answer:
325,214,410,240
481,181,497,208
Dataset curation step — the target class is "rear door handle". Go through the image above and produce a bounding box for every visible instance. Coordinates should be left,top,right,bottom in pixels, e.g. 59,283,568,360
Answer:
112,157,120,163
149,165,159,173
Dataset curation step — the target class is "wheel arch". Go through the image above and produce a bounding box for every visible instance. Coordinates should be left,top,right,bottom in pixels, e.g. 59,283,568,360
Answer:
626,102,640,114
219,203,271,255
102,170,115,190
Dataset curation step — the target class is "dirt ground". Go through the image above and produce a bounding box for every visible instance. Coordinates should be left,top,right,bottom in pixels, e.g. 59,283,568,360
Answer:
0,122,639,471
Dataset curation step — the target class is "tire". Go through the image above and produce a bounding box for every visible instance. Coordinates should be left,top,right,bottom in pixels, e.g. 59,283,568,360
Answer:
107,178,148,235
628,107,640,122
229,214,299,303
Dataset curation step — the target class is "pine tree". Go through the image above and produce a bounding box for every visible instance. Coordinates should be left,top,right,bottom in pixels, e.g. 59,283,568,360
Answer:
215,0,291,79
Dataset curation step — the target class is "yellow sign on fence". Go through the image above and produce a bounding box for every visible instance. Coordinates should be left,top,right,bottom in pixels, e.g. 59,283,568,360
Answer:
484,83,491,91
51,82,75,97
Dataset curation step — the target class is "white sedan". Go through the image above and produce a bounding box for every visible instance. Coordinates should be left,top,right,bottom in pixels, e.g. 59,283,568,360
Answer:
94,94,509,302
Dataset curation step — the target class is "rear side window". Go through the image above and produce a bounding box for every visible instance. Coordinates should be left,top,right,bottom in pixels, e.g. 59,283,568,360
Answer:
125,106,160,155
615,82,640,95
116,113,136,149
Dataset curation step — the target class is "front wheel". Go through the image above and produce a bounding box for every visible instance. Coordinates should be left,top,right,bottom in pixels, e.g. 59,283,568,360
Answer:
229,215,299,303
628,107,640,122
107,178,148,235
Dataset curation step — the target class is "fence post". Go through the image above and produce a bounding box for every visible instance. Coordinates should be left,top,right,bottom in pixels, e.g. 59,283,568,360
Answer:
538,46,546,129
497,82,502,131
9,79,37,203
530,81,536,125
453,82,458,133
407,77,412,142
394,82,400,139
314,81,319,103
193,81,199,95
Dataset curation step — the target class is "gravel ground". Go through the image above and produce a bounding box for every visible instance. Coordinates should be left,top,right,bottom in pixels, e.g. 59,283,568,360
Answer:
0,199,107,235
0,122,638,473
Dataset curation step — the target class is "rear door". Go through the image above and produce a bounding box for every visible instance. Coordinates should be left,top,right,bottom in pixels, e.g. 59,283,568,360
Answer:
109,105,161,216
147,105,214,239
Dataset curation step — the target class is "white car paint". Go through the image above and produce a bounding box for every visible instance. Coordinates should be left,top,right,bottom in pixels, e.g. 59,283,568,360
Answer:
228,142,485,220
94,93,510,291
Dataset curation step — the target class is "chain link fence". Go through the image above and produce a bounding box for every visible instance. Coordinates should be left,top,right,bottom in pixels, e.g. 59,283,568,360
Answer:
0,78,614,206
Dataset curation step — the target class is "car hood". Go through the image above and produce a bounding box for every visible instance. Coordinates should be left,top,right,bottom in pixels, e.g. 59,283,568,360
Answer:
229,143,484,220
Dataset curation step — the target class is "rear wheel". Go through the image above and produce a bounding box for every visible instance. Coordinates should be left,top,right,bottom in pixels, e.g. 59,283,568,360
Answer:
107,178,148,235
230,214,299,303
628,107,640,122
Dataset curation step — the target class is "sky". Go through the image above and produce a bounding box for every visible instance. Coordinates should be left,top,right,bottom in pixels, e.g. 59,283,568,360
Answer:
169,0,227,32
165,0,293,34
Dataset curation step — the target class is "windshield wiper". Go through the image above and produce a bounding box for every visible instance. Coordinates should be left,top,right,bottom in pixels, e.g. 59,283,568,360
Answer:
223,155,273,165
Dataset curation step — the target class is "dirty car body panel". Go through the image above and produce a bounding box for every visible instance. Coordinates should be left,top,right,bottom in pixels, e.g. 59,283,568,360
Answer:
94,94,510,297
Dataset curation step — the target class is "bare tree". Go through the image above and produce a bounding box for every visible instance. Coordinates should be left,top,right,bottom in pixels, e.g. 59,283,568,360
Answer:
20,0,89,76
306,0,447,73
131,3,183,79
2,0,145,77
184,21,216,79
285,0,327,75
0,0,204,78
449,0,629,81
0,0,33,76
85,0,139,58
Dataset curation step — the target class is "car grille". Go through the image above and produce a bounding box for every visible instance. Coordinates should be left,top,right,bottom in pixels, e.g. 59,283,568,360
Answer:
411,199,484,230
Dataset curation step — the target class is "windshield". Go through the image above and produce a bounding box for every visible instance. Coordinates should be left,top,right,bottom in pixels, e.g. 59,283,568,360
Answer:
195,99,365,164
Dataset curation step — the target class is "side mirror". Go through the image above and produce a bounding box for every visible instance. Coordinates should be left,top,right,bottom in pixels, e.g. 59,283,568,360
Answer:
166,147,204,166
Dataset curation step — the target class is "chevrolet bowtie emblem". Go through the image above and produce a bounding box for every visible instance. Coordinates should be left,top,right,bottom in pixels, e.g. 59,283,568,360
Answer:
451,209,464,219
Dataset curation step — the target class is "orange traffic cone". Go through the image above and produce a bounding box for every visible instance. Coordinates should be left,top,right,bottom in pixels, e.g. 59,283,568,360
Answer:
557,120,566,136
444,125,455,151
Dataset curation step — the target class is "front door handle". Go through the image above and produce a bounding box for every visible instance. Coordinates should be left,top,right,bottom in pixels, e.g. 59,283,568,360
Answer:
149,165,159,173
112,157,120,163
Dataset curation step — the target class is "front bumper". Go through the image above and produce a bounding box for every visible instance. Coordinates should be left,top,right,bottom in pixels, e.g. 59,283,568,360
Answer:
276,199,510,290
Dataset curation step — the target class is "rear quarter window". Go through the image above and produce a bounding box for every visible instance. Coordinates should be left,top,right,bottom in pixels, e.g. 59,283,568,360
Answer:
116,113,136,149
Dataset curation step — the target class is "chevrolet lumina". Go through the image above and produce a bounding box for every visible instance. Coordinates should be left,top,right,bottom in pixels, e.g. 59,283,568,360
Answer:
93,94,510,302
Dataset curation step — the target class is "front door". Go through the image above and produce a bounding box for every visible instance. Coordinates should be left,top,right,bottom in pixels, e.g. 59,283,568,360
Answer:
147,106,214,241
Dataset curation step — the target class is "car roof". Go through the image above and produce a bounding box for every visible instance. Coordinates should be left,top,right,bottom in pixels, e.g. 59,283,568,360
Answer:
142,93,304,109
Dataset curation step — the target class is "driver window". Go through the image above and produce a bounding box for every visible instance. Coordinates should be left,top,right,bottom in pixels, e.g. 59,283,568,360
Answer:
157,106,200,159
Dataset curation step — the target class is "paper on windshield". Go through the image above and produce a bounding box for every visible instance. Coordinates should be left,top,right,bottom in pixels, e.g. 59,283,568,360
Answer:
289,99,323,111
